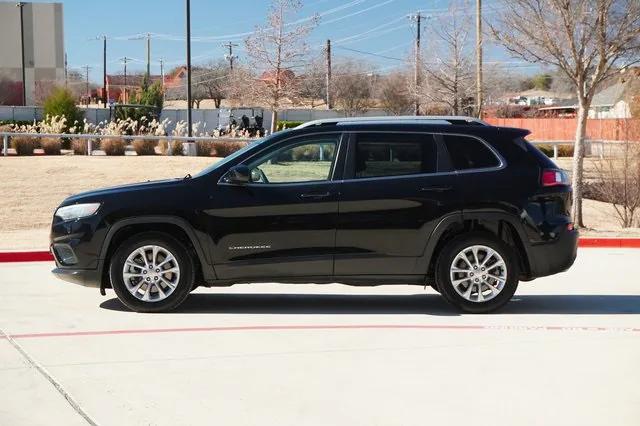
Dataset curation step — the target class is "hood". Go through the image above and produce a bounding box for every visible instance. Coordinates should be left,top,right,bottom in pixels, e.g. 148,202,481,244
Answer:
61,178,184,205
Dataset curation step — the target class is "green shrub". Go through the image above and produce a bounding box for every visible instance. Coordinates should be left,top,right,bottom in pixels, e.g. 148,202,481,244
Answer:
276,120,304,131
132,139,157,155
211,140,248,157
10,136,35,155
43,87,83,132
41,137,62,155
100,138,126,156
158,140,183,156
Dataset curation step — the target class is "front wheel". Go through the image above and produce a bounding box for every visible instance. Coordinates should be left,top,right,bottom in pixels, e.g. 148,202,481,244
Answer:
109,232,195,313
435,233,519,313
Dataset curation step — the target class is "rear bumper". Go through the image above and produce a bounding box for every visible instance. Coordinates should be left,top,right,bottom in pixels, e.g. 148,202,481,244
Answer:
528,229,578,278
51,267,101,288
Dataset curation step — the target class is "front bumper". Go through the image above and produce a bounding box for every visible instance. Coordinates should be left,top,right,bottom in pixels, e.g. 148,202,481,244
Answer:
50,214,108,289
528,229,578,278
52,267,101,287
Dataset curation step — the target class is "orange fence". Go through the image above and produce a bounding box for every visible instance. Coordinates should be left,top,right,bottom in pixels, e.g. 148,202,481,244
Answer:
485,118,640,142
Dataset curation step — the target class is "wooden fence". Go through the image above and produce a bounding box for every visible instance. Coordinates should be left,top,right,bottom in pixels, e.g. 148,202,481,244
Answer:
485,118,640,142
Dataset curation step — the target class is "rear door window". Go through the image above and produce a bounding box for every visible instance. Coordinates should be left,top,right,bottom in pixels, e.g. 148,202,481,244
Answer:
354,133,437,178
442,134,500,170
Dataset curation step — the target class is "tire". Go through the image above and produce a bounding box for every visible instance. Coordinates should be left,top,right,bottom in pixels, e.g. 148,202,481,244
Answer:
435,232,519,313
109,232,195,313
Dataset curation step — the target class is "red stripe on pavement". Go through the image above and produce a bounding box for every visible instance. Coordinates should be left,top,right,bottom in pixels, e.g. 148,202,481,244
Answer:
2,324,639,340
0,251,54,262
0,238,639,263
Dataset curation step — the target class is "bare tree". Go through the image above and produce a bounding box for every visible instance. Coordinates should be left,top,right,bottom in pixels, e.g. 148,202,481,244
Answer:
245,0,317,132
379,72,413,115
194,60,229,108
331,60,375,117
421,2,474,115
482,65,528,104
489,0,640,227
225,66,257,107
298,58,326,108
591,131,640,227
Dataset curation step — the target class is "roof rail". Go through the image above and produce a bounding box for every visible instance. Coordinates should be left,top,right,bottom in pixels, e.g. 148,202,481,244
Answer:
295,115,489,128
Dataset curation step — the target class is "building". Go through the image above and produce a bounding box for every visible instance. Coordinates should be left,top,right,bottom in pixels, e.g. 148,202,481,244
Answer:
0,2,64,106
537,75,640,119
507,89,573,107
587,80,637,119
101,67,186,104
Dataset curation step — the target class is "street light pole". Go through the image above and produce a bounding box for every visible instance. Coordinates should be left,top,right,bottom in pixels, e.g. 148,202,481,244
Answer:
102,35,108,107
17,2,27,106
186,0,193,139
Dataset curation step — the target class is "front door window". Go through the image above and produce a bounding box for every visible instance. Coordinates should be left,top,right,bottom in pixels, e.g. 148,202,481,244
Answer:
248,136,339,184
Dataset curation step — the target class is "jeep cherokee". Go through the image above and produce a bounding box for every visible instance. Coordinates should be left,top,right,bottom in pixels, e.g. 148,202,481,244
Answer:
50,116,578,313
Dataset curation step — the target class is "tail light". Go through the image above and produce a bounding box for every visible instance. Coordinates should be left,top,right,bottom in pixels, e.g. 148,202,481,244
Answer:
541,169,569,187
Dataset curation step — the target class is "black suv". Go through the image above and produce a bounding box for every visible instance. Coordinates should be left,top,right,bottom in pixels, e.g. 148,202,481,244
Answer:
50,116,578,313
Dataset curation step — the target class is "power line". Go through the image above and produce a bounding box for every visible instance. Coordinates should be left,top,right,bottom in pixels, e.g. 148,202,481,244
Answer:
334,46,403,61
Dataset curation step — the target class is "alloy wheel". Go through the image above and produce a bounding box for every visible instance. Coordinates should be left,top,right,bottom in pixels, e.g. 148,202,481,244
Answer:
449,244,507,303
122,245,180,302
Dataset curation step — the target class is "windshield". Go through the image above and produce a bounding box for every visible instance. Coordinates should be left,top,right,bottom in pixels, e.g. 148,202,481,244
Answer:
193,137,269,177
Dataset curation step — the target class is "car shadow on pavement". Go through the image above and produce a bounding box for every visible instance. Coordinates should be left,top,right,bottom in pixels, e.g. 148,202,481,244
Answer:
101,293,458,315
99,293,640,315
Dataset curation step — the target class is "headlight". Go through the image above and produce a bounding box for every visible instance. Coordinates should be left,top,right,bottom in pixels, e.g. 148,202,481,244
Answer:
55,203,101,221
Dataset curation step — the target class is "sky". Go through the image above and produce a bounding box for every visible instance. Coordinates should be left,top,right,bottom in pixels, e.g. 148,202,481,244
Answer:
31,0,538,83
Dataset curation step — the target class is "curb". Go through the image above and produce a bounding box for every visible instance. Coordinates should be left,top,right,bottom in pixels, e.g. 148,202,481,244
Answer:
1,238,639,263
577,238,640,248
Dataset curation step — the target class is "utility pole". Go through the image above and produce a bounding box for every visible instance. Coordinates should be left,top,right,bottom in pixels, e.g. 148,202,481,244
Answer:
160,58,165,102
222,41,238,70
102,35,107,107
120,57,131,103
476,0,483,118
186,0,193,139
17,2,27,106
325,39,332,109
410,12,421,115
82,65,91,106
146,32,151,78
64,53,68,89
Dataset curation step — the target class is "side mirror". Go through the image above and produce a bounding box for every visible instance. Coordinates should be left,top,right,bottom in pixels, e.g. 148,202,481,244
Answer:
226,165,250,184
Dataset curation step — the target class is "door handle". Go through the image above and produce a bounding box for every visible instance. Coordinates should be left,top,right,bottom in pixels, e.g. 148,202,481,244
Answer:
420,186,452,193
299,191,332,199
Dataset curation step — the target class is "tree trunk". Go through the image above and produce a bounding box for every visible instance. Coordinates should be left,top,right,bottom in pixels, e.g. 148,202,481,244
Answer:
571,101,588,228
270,110,278,134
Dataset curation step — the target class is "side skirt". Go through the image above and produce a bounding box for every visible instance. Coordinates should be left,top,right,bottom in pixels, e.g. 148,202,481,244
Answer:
202,275,427,288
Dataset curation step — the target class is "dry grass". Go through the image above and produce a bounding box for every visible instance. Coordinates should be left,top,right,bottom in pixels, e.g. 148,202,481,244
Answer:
0,155,638,250
0,156,218,249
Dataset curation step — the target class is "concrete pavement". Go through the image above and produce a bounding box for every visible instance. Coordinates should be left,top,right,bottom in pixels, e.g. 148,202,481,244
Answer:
1,248,639,425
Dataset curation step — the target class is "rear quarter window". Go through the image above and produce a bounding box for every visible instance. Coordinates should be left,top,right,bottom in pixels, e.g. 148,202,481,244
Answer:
443,134,500,170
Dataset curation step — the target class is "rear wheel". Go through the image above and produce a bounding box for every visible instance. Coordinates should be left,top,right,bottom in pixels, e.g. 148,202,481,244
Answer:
109,232,194,313
435,233,518,313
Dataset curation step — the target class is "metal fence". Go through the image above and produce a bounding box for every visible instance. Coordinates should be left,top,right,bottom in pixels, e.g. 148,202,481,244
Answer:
0,131,253,157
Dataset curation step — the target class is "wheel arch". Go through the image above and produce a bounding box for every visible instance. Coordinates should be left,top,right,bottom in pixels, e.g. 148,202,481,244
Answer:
420,211,534,281
97,216,216,292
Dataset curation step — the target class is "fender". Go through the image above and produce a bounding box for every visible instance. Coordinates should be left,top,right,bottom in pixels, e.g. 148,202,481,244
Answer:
461,209,536,277
415,212,463,274
96,216,217,291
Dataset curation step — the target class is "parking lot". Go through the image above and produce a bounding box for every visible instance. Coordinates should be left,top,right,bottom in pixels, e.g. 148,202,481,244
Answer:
1,248,639,426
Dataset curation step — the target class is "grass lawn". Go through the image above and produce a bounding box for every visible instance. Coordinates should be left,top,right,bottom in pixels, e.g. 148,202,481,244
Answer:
0,155,638,250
